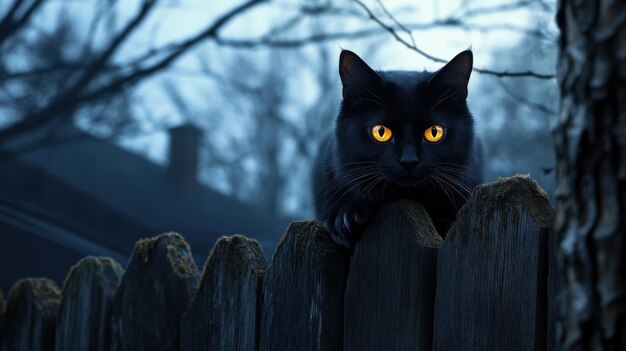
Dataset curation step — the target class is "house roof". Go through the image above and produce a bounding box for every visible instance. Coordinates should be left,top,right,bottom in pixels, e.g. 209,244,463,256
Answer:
0,126,291,263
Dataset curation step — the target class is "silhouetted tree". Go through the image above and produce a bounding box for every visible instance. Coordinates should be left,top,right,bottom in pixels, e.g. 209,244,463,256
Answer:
0,0,268,157
555,0,626,349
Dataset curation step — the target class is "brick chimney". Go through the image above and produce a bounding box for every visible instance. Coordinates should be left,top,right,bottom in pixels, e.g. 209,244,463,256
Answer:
168,124,202,189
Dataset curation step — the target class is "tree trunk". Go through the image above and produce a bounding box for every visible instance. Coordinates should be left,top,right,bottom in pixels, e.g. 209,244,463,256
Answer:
555,0,626,350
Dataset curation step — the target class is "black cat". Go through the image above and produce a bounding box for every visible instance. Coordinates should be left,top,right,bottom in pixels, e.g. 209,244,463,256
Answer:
313,49,483,249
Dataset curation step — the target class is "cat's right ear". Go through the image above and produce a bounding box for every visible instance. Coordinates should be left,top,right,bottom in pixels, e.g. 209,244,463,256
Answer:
339,50,383,99
428,50,473,100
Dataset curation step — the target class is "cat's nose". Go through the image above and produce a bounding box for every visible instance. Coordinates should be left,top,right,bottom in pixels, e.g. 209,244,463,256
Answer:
399,148,419,171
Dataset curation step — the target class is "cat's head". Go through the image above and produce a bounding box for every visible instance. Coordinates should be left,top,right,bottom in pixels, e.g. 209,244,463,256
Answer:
336,50,476,187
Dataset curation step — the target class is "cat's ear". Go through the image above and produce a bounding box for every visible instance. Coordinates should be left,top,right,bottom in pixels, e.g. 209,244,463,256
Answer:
339,50,383,99
429,50,473,99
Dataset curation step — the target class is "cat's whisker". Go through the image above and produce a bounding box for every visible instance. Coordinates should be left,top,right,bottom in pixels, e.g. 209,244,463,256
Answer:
321,168,378,197
438,172,468,198
322,168,378,196
438,167,480,178
437,162,482,175
437,177,463,210
430,174,457,209
363,175,384,196
434,172,471,204
436,169,475,192
327,172,381,209
320,169,373,188
322,164,375,177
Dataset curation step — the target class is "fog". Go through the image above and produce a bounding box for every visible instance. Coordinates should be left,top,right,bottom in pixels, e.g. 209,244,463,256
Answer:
0,0,557,291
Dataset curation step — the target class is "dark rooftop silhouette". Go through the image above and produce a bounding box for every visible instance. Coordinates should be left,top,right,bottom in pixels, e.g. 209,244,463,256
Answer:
0,124,290,292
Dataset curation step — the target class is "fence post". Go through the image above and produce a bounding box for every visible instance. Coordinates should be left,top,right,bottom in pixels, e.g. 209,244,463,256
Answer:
180,235,267,351
0,289,4,347
548,224,561,351
259,220,348,351
110,232,199,351
0,278,61,351
433,175,555,350
343,200,442,351
55,256,124,351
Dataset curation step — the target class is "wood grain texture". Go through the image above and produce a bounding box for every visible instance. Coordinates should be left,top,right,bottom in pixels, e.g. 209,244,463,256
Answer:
259,220,348,351
344,200,441,351
110,232,199,351
181,235,267,351
55,256,124,351
548,222,561,351
433,175,554,351
0,289,4,348
0,278,61,351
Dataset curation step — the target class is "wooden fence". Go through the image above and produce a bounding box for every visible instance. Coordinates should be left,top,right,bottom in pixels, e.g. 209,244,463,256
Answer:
0,175,558,351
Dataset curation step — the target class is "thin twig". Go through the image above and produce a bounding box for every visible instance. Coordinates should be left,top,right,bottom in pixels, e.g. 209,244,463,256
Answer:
353,0,555,80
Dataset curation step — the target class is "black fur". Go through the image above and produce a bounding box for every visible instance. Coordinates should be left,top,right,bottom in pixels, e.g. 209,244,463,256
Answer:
313,50,483,249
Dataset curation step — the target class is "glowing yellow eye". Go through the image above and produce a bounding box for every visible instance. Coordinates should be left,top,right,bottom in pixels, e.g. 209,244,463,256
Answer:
371,125,393,143
424,125,444,142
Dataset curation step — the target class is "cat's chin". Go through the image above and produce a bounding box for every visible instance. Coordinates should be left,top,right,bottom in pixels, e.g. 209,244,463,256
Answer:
389,175,424,187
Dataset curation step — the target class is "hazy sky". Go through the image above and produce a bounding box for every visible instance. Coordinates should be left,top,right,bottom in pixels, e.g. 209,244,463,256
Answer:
23,0,556,214
72,0,551,162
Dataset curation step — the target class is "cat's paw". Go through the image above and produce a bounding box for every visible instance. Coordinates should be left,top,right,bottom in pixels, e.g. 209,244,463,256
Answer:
324,205,370,250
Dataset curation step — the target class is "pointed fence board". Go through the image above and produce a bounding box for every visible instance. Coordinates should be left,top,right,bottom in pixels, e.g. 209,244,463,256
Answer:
110,232,199,351
181,235,267,351
55,256,124,351
259,221,348,351
0,175,561,350
433,175,555,351
0,278,61,351
343,200,442,351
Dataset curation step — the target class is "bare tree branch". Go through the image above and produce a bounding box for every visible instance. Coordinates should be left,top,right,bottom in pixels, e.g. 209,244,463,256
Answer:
0,0,46,48
0,0,268,148
353,0,555,79
491,77,556,116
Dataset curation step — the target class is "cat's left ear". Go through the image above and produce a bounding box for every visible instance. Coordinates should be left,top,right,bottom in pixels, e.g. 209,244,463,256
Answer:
429,50,473,99
339,50,384,99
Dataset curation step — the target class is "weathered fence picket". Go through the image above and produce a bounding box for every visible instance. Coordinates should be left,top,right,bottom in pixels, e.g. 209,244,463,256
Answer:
344,200,441,351
0,175,560,350
0,278,61,351
0,290,4,349
547,222,561,351
181,235,267,351
55,257,123,351
259,220,348,351
110,232,199,351
433,175,555,350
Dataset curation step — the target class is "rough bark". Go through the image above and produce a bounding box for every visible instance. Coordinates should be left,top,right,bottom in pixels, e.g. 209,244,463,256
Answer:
55,256,124,351
181,235,267,351
555,0,626,349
